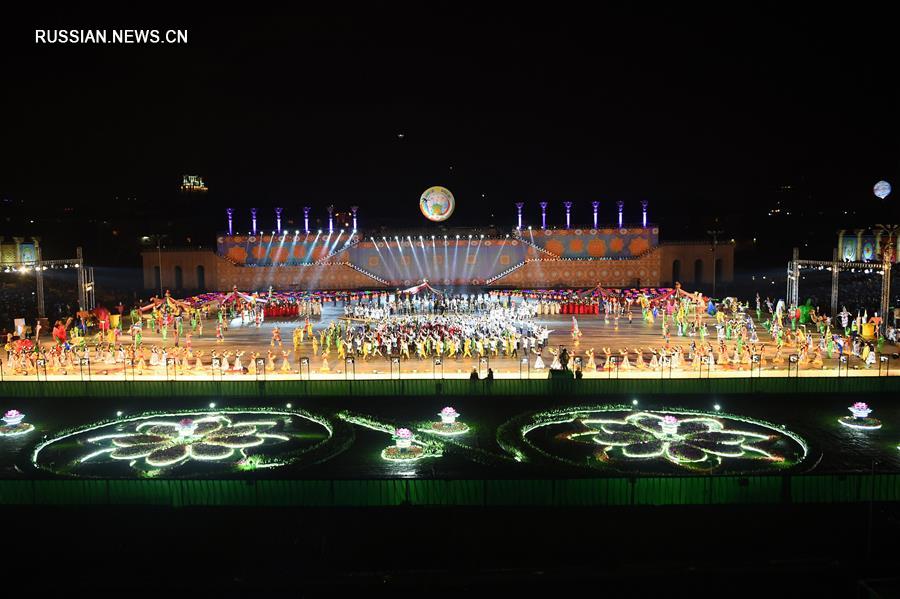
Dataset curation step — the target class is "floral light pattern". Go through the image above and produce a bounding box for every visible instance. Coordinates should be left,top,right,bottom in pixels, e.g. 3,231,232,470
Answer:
567,411,783,471
91,415,285,468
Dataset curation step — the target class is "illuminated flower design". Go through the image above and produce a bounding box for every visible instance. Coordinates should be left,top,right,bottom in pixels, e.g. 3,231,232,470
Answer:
93,415,286,468
0,409,33,436
439,407,459,424
839,402,881,430
628,237,650,256
382,427,431,461
3,410,25,426
849,403,872,419
394,428,413,449
422,407,469,436
572,412,781,470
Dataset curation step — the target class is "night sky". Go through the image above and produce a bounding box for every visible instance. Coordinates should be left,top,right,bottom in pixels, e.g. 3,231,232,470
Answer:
2,7,898,267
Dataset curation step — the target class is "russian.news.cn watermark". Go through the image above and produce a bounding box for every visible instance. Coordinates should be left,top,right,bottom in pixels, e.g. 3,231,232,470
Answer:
35,29,188,44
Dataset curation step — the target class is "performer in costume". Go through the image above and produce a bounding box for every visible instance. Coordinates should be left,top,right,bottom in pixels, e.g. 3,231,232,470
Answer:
548,347,562,370
571,317,583,346
634,347,646,369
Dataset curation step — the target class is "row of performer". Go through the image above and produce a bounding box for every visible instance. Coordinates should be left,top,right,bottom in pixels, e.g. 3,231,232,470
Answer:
1,340,882,376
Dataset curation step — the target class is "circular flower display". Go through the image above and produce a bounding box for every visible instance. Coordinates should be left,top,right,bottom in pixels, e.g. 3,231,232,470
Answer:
839,402,881,430
419,186,455,222
382,427,435,461
32,409,346,477
0,408,34,436
509,407,808,474
382,445,425,461
420,407,469,436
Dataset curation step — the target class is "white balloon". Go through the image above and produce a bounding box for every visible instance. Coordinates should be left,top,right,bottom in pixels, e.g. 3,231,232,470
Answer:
874,180,891,199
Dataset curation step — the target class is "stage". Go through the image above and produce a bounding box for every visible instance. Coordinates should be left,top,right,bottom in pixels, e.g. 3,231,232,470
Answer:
10,302,900,381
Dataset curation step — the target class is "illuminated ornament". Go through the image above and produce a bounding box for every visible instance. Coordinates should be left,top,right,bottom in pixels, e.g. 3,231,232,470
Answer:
423,407,470,436
838,402,882,430
32,409,334,476
178,418,198,438
874,180,892,199
439,407,459,425
513,407,808,474
849,402,871,419
3,410,25,426
419,186,456,222
660,415,679,437
862,241,875,261
0,409,34,436
382,428,426,461
394,428,413,449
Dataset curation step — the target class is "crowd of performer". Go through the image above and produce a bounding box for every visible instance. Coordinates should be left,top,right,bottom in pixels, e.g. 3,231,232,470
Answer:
330,305,551,365
341,292,569,318
1,286,896,377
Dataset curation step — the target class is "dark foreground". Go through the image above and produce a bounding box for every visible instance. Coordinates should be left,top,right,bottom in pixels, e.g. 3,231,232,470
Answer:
5,391,900,595
8,502,900,595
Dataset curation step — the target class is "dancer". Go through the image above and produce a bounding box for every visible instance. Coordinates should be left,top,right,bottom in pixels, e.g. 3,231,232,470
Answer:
571,317,583,346
271,327,283,348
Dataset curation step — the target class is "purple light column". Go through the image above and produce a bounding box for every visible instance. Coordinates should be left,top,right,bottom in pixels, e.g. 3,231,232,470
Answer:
275,207,283,233
563,202,573,229
591,201,599,229
327,205,334,234
303,207,311,234
251,208,258,235
226,208,234,235
539,202,548,229
641,200,649,228
515,202,524,229
351,205,359,230
616,201,624,228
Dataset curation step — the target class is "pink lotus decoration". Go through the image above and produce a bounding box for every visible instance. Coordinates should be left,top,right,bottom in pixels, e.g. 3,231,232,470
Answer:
439,407,459,424
660,415,679,436
849,403,872,419
178,418,198,437
2,410,24,426
394,428,413,449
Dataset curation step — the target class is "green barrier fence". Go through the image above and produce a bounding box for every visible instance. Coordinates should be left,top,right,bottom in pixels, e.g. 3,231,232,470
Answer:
2,474,899,507
1,375,898,398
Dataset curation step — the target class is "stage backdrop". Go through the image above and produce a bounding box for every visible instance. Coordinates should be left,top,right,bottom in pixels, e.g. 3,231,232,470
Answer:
214,228,661,286
525,228,659,259
145,229,731,290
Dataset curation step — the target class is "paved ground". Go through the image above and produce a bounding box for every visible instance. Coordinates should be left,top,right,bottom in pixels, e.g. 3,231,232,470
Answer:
10,303,899,380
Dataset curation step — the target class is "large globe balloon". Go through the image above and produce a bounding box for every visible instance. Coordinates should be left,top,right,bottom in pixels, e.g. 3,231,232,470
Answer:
419,186,455,222
874,180,891,199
